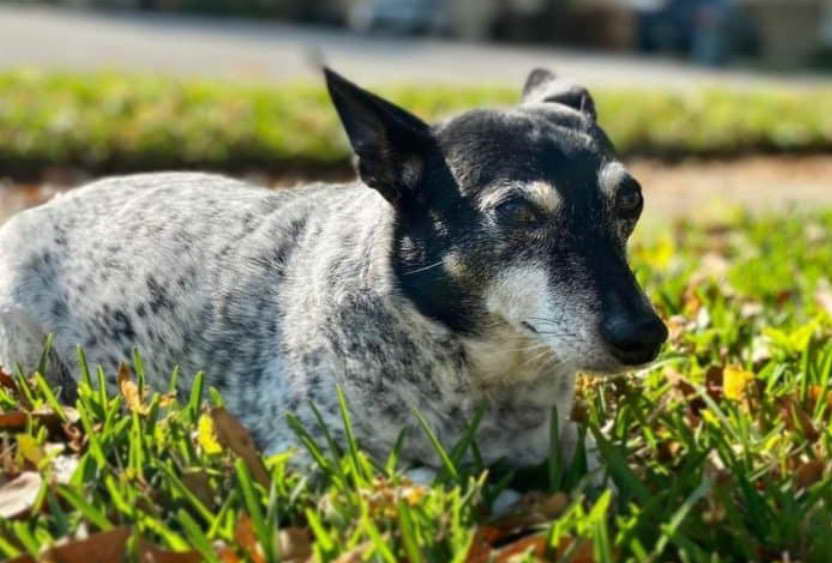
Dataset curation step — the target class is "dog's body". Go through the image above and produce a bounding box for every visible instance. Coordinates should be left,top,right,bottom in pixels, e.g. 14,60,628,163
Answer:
0,69,666,471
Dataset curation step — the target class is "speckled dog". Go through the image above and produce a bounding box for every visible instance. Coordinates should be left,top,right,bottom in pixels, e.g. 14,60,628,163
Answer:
0,68,666,476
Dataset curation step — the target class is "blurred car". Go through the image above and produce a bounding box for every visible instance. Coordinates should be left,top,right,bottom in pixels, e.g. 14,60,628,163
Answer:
348,0,448,35
635,0,759,65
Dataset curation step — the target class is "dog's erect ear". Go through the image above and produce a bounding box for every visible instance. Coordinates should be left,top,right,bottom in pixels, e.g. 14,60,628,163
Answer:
325,68,431,205
522,67,597,121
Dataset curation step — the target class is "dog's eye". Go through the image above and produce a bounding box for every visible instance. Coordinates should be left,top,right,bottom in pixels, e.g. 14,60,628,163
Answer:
495,200,541,226
616,182,643,217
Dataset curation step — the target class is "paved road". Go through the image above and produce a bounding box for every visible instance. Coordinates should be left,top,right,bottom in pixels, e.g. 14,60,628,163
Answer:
4,4,832,90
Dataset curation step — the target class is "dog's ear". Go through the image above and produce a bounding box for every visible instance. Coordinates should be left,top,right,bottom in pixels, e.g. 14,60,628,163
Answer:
522,68,597,121
325,68,431,205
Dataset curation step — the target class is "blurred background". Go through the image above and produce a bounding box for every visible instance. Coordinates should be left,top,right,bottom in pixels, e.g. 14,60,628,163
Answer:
1,0,831,222
7,0,832,69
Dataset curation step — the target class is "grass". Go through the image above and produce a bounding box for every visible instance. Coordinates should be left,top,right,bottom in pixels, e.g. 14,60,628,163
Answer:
4,207,832,561
2,69,832,177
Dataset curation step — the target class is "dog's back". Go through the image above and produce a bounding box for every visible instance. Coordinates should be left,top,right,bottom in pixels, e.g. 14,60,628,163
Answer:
0,172,346,387
0,170,440,456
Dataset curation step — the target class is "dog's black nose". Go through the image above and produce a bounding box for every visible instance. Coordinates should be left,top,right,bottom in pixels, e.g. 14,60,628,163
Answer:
601,314,668,366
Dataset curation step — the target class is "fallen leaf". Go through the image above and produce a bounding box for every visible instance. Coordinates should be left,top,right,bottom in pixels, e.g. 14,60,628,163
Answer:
137,541,201,563
780,397,820,442
465,529,495,563
493,533,548,562
0,412,28,430
333,540,374,563
0,471,42,518
216,543,242,563
550,537,596,563
182,469,215,510
704,366,724,401
235,514,265,563
63,421,85,453
0,408,81,436
467,493,571,562
278,527,313,562
211,407,270,488
0,367,14,389
795,460,825,489
723,366,754,401
44,527,131,563
7,528,204,563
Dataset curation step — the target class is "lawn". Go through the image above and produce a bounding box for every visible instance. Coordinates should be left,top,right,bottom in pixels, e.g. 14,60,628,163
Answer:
2,206,832,562
2,70,832,177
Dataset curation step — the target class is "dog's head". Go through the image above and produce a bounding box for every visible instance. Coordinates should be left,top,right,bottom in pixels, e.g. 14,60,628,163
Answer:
325,68,667,374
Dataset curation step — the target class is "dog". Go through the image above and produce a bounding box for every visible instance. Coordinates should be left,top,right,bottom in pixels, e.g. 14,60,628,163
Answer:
0,67,667,477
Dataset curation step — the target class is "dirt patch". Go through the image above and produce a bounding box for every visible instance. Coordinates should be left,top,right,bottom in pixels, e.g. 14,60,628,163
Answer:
1,156,831,224
633,155,832,219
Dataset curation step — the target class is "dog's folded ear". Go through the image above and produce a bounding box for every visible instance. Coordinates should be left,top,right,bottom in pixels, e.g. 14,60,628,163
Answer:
325,68,432,205
522,68,597,121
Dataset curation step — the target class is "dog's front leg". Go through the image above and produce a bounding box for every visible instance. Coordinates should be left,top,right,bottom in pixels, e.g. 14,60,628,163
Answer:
559,420,607,489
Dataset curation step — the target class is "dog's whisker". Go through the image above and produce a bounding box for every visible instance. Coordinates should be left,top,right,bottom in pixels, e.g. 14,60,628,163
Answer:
527,316,560,327
403,260,444,275
502,343,551,354
522,348,556,368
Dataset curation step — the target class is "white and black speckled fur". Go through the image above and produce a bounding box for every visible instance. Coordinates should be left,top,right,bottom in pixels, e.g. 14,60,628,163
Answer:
0,68,666,474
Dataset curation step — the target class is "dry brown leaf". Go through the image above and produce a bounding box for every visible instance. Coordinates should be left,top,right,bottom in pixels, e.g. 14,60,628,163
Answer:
118,364,148,415
467,493,571,563
278,527,313,562
216,543,242,563
0,471,42,519
182,469,215,510
465,529,495,563
235,514,265,563
50,527,132,562
489,492,570,533
795,460,826,489
0,367,15,390
0,409,79,436
136,541,201,563
63,421,85,453
493,533,548,562
704,366,724,401
780,397,820,442
6,527,201,563
0,412,27,430
211,407,270,488
555,537,596,563
333,540,373,563
1,441,17,479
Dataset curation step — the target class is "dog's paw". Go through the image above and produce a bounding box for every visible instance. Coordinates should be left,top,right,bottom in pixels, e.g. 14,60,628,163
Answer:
584,434,617,493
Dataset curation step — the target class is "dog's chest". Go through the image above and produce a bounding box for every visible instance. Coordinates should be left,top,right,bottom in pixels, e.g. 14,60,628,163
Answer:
414,332,577,467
